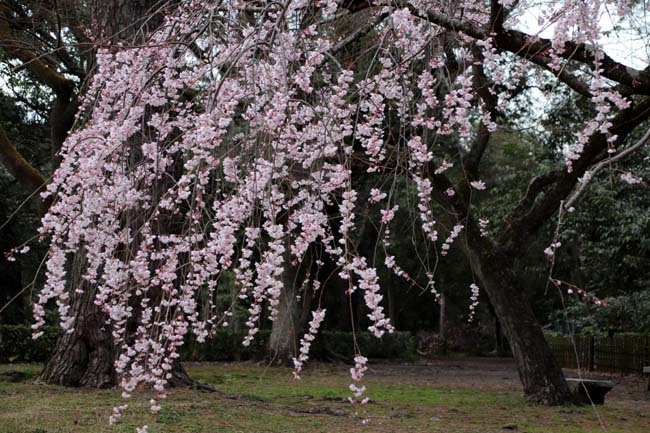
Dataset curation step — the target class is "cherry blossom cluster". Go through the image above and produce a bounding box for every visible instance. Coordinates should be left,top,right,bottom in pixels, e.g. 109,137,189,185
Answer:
441,224,464,256
348,354,369,409
478,219,490,238
544,241,562,260
468,283,480,323
620,172,643,185
292,308,326,380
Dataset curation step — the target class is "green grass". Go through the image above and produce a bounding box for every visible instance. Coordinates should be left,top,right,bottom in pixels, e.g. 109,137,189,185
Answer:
0,362,647,433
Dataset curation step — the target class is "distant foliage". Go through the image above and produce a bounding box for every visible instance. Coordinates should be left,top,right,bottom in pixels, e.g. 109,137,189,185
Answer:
0,325,58,363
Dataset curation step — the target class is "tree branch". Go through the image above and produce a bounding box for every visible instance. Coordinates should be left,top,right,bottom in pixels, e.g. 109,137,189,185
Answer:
399,2,650,96
510,170,562,220
501,97,650,252
0,124,47,200
0,5,75,98
492,29,650,95
525,54,592,98
464,44,497,176
564,127,650,209
490,0,505,34
331,11,389,56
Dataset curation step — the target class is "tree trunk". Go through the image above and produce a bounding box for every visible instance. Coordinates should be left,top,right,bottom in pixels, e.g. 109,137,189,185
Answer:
463,238,572,405
267,238,311,365
39,252,114,386
39,279,116,387
267,291,299,365
39,260,195,389
495,313,507,357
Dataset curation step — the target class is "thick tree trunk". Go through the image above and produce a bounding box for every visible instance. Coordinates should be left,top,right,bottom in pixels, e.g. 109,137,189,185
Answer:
463,238,572,405
39,273,116,387
495,313,507,357
39,252,114,386
267,292,298,364
40,300,196,388
267,239,310,365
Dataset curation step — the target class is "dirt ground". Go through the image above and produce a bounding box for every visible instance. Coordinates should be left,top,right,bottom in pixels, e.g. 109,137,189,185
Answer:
368,356,649,407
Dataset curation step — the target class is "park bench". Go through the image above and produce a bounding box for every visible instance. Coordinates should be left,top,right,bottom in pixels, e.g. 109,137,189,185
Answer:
566,378,614,405
643,366,650,391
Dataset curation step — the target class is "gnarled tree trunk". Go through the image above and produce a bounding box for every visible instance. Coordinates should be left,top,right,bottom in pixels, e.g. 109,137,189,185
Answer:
39,255,115,387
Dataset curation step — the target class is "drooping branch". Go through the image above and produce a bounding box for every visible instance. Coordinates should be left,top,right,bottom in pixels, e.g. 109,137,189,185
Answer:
564,127,650,209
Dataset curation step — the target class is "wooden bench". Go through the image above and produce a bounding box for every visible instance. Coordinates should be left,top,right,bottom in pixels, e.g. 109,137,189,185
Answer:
566,378,614,405
643,366,650,392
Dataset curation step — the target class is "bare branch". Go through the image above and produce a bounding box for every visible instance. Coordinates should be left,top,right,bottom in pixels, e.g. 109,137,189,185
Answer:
0,124,47,200
0,4,75,97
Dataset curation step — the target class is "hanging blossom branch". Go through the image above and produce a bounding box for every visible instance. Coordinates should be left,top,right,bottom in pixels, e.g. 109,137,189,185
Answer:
564,127,650,209
292,308,326,380
550,279,607,307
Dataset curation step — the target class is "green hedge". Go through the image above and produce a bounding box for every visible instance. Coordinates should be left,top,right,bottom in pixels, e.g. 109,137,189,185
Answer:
181,329,272,361
0,324,416,363
317,330,416,360
0,325,60,363
181,329,416,361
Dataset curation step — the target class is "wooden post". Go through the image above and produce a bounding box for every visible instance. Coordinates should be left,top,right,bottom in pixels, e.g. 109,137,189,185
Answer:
439,292,447,355
589,335,595,372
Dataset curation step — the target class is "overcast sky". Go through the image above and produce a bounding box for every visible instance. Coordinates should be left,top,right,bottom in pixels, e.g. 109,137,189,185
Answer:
518,3,650,70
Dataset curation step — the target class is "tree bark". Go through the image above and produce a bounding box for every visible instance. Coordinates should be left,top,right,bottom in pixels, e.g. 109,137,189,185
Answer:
267,287,299,364
267,237,312,365
39,255,115,387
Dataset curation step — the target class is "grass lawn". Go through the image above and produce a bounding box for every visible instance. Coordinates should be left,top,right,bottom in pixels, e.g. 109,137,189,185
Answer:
0,361,648,433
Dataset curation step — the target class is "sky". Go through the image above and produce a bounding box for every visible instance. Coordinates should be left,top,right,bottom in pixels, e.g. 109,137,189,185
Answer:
518,2,650,70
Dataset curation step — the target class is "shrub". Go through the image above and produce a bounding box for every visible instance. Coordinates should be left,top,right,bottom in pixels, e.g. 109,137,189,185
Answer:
0,325,59,363
0,325,416,364
181,329,416,361
317,331,416,360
